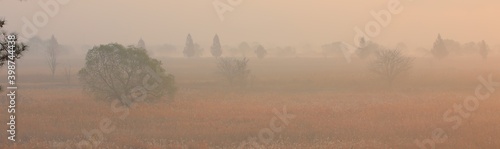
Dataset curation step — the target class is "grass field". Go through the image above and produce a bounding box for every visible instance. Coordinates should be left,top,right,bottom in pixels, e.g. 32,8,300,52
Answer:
0,55,499,149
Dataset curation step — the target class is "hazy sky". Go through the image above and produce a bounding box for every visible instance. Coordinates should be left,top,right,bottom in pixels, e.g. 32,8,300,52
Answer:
1,0,498,49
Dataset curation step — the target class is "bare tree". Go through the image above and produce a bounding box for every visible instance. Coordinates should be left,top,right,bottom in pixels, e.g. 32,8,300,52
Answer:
47,35,59,78
216,57,251,86
370,49,413,85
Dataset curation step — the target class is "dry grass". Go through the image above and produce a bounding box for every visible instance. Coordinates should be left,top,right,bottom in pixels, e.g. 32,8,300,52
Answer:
0,56,499,148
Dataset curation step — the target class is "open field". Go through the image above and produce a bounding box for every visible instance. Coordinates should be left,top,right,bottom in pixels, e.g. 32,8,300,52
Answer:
0,56,499,149
2,0,499,148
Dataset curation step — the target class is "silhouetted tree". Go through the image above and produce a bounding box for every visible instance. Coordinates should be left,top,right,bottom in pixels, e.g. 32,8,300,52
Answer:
211,34,222,58
216,57,250,86
137,38,146,49
356,37,380,59
0,20,27,66
183,34,196,57
47,35,59,78
78,43,176,106
431,34,448,59
370,49,413,85
0,19,28,91
479,40,489,60
1,0,31,80
255,45,267,59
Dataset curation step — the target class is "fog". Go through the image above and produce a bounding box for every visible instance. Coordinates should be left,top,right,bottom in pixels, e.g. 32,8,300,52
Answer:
0,0,498,50
1,1,500,148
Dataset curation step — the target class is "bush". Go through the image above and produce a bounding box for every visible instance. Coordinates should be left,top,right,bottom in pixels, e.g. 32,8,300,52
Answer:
216,57,251,86
370,49,413,85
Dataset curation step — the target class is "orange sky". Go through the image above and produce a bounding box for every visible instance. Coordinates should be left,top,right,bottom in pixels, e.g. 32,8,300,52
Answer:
0,0,498,49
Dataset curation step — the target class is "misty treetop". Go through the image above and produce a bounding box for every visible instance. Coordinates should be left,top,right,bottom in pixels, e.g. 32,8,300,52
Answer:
356,37,382,60
431,34,449,59
211,34,222,58
183,34,203,57
137,38,146,49
0,19,28,67
255,45,267,59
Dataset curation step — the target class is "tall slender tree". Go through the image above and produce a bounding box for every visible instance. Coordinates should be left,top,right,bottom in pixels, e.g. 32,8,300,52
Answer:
47,35,59,78
183,34,196,57
431,34,448,59
211,34,222,58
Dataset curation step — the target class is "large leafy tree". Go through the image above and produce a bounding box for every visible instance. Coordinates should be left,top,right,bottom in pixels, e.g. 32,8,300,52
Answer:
78,43,176,105
211,34,222,58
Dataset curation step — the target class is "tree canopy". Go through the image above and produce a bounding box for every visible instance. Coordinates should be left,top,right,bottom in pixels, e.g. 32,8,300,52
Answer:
78,43,176,105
